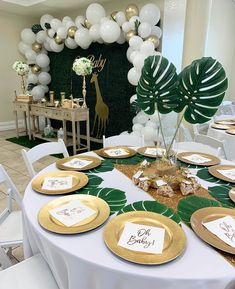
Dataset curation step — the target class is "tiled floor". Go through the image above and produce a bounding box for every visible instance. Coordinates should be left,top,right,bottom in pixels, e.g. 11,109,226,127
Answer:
0,129,58,270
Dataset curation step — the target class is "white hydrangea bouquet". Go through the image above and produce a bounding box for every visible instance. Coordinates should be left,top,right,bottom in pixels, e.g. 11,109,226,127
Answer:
12,60,29,95
72,57,93,76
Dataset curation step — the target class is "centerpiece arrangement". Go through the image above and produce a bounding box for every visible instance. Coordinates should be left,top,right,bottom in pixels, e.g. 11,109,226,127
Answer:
132,54,228,197
72,57,93,108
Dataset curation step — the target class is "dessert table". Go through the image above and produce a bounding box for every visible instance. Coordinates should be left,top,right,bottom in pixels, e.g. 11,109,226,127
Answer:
22,151,235,289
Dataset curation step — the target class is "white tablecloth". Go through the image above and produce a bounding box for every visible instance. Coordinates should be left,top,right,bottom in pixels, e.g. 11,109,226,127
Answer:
22,152,235,289
208,124,235,161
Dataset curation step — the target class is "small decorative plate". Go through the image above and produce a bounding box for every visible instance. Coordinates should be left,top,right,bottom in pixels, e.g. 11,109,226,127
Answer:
38,194,110,234
103,211,186,265
95,146,136,159
214,119,235,125
32,171,88,195
190,207,235,254
208,165,235,183
137,146,174,158
177,152,220,166
56,155,101,171
226,129,235,135
211,124,232,130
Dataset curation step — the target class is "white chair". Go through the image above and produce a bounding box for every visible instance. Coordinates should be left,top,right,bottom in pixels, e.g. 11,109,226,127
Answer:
194,134,230,160
0,254,59,289
176,141,221,156
192,121,211,136
103,134,144,147
0,165,23,269
178,123,193,142
22,139,69,178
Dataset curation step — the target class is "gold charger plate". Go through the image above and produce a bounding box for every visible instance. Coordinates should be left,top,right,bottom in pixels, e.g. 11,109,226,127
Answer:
38,194,110,234
32,171,88,195
229,188,235,203
214,119,235,125
137,146,174,158
211,123,232,130
208,165,235,183
56,155,101,171
190,207,235,254
226,129,235,135
95,146,136,159
103,211,186,265
177,152,220,167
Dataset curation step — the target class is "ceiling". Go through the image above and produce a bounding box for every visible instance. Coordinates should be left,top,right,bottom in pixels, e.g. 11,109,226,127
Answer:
0,0,109,17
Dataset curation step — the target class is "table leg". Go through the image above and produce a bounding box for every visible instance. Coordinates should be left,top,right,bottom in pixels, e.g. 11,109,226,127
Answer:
77,122,80,149
27,109,32,140
36,116,40,133
15,110,19,139
24,112,28,135
63,120,67,146
86,111,90,151
72,120,76,155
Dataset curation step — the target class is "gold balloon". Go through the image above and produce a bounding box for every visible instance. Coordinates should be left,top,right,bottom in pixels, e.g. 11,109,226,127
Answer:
67,26,78,38
111,11,118,20
54,35,64,45
126,30,136,41
31,64,41,74
32,42,42,53
125,4,139,20
146,35,160,48
84,19,91,29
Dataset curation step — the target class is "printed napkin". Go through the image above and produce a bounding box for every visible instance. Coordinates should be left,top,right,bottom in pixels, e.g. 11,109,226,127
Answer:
63,158,93,169
217,168,235,181
182,154,211,164
104,148,129,157
42,176,73,190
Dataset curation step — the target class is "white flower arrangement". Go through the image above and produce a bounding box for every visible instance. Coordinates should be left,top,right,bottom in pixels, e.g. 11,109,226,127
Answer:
72,57,93,76
12,60,29,76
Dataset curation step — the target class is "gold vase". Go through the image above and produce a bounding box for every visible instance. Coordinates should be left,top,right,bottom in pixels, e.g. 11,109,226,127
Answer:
82,75,87,109
21,75,26,95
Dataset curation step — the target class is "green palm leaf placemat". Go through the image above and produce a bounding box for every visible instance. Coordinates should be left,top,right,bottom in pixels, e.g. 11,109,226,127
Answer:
77,187,127,214
208,186,234,208
118,200,181,225
196,168,233,186
87,159,114,173
81,174,103,191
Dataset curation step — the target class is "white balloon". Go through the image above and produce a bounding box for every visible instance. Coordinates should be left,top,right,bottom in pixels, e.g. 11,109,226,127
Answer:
139,4,160,26
65,38,78,49
151,26,162,39
27,74,38,84
41,66,50,72
140,40,155,56
36,30,47,44
120,131,129,135
40,14,54,30
129,16,140,30
131,130,141,137
74,28,92,48
48,28,56,38
65,21,76,30
36,53,50,68
129,35,143,50
18,42,31,54
21,28,36,45
43,38,52,52
127,67,140,86
89,24,100,41
115,11,126,26
38,84,49,93
130,94,137,104
57,26,67,39
50,18,62,31
25,50,37,61
130,51,139,63
97,38,104,44
133,53,145,72
117,31,125,44
62,16,72,25
75,16,85,27
50,40,64,52
100,17,109,24
31,85,45,100
136,111,149,124
145,120,157,129
100,20,120,43
86,3,106,25
122,21,131,33
132,116,138,124
149,111,159,122
138,22,152,38
38,71,51,85
132,123,143,132
126,47,134,63
143,126,156,140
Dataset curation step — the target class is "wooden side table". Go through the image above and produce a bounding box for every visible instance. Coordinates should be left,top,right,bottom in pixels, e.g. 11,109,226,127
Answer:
30,104,90,155
13,100,32,140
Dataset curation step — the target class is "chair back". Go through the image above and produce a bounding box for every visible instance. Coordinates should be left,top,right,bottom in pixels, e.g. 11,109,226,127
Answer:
103,134,144,147
176,141,221,156
22,139,69,178
194,134,230,160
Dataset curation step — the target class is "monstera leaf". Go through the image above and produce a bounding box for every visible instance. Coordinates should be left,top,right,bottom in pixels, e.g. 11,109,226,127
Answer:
208,186,234,208
177,57,228,123
137,55,179,114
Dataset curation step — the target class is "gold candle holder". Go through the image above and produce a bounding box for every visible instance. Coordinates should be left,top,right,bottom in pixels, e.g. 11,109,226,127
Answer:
82,75,87,109
49,91,54,103
60,92,65,102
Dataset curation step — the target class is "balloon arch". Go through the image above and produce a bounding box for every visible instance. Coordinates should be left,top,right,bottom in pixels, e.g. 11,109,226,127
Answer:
18,2,162,142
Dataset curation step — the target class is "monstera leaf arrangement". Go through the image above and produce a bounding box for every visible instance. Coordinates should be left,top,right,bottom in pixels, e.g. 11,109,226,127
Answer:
136,55,228,157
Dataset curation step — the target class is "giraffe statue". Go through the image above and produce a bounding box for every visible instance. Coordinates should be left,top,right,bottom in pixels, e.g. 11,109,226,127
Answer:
90,72,109,138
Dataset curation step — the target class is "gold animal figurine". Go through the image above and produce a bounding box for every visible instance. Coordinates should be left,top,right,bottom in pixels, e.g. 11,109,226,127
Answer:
90,72,109,138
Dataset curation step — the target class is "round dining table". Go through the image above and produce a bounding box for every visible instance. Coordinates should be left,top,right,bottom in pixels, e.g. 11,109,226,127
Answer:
22,150,235,289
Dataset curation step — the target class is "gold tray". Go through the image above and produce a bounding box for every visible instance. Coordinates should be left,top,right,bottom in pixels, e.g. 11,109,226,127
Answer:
103,211,186,265
32,171,88,195
137,146,174,158
229,188,235,203
214,119,235,125
226,129,235,135
95,146,137,159
177,152,220,166
191,207,235,254
56,155,101,171
211,123,232,130
208,165,235,183
38,194,110,234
